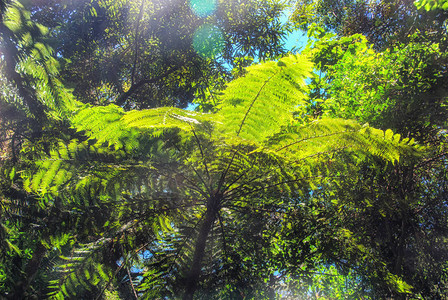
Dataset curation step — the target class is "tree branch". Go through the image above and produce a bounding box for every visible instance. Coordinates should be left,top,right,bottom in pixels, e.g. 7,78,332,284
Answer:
115,65,181,107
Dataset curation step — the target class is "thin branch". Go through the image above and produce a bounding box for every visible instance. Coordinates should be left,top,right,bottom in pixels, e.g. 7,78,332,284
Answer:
222,146,348,200
415,151,448,168
222,171,247,194
285,146,349,165
95,227,153,300
217,147,239,194
126,266,139,299
165,138,210,199
221,157,280,198
221,147,262,193
130,0,145,85
187,164,212,197
224,204,290,214
115,65,181,106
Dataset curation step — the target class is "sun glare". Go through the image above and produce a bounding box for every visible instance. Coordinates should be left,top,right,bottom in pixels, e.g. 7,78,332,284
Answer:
192,24,224,59
189,0,217,17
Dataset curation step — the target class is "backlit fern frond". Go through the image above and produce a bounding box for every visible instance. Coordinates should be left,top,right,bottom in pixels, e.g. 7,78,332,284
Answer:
45,216,164,299
217,54,313,142
71,104,217,152
71,105,137,150
21,139,150,204
267,118,420,165
123,107,218,132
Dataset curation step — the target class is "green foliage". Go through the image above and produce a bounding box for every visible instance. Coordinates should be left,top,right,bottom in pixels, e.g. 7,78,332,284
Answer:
2,0,77,118
290,265,370,299
302,23,448,297
2,1,443,299
290,0,448,50
23,0,290,109
307,33,448,142
218,54,312,142
415,0,448,10
15,49,418,299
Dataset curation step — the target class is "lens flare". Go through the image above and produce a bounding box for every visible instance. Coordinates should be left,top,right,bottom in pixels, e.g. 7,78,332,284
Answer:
193,24,224,59
190,0,217,17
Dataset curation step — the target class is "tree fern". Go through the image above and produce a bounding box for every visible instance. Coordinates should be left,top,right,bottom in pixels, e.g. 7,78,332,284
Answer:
1,3,423,296
22,54,421,298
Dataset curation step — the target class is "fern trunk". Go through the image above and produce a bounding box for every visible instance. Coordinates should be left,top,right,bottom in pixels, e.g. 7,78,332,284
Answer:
183,195,220,300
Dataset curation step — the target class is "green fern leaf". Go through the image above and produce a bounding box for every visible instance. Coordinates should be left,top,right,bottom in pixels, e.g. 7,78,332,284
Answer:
123,107,218,132
217,54,313,142
269,118,419,165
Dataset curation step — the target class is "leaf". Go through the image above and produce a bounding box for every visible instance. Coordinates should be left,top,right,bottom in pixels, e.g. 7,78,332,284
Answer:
9,167,16,181
123,107,217,132
218,54,313,142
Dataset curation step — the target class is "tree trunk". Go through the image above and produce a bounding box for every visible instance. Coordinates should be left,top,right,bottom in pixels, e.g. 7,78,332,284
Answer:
183,196,219,300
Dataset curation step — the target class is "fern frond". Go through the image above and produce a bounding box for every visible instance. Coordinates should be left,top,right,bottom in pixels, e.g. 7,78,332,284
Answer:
70,104,137,150
217,54,313,142
123,107,218,132
47,243,110,299
22,139,140,203
71,105,217,151
268,118,420,165
3,0,78,118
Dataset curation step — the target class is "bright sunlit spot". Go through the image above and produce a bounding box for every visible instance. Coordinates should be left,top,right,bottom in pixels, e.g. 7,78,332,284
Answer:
193,24,224,58
189,0,217,17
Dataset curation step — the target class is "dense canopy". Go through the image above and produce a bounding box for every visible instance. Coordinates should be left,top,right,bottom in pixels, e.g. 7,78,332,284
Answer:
0,0,447,299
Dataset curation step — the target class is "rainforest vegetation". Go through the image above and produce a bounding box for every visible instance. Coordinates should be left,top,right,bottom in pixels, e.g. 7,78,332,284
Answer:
0,0,447,299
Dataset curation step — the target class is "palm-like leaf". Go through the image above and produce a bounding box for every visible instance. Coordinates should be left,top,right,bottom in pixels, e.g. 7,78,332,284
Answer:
218,54,312,142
